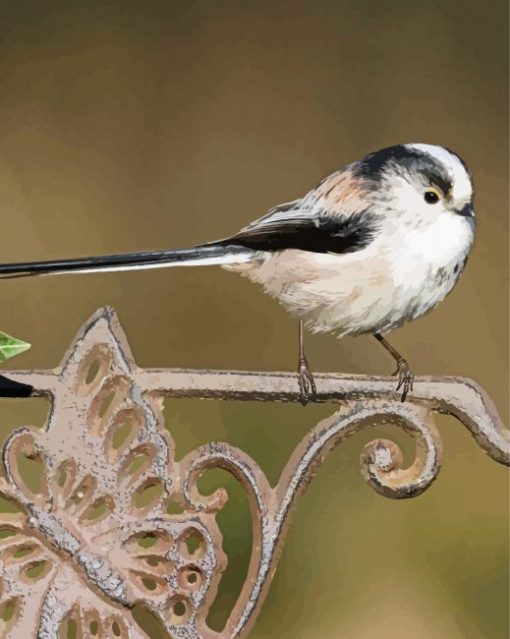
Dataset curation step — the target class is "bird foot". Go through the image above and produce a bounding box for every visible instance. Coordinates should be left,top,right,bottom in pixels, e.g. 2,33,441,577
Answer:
392,358,414,402
298,357,316,406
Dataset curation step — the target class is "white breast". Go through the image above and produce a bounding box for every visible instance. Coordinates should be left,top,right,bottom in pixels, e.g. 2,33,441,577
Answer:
233,213,474,337
379,213,473,329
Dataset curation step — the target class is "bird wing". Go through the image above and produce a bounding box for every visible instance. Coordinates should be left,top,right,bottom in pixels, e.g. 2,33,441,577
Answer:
208,169,379,255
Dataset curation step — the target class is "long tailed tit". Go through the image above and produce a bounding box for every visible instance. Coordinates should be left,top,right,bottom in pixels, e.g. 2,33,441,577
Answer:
0,144,475,403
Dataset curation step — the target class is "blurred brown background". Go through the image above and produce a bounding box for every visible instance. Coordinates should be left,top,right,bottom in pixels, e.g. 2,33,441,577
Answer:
0,1,508,637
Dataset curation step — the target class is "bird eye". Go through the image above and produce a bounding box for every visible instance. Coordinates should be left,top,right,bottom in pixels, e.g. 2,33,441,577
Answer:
424,189,441,204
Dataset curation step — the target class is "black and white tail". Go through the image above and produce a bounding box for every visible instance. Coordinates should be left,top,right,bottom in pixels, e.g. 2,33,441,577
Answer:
0,244,255,279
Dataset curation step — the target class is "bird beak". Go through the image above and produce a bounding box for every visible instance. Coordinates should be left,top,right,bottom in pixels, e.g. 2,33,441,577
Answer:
456,203,474,218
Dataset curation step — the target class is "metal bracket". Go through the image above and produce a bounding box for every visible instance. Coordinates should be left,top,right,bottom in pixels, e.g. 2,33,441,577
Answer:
0,307,507,638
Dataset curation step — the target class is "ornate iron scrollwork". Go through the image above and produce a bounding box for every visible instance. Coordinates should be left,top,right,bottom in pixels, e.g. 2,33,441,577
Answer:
0,307,507,638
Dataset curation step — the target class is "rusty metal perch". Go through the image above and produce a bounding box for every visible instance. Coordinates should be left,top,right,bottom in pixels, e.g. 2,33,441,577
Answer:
0,307,507,638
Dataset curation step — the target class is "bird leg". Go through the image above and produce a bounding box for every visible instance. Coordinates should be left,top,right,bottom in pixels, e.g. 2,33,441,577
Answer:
297,320,316,405
373,333,414,402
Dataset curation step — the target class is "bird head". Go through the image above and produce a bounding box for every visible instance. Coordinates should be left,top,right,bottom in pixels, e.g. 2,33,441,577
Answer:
356,143,475,228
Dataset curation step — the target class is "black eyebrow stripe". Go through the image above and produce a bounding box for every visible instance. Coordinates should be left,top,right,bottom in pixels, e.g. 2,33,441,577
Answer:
355,145,453,196
422,170,452,197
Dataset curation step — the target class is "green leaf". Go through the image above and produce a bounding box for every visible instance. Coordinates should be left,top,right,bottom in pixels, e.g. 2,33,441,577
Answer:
0,331,31,363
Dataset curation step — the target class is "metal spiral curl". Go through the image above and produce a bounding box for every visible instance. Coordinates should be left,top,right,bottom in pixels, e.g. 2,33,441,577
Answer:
178,441,272,515
358,403,443,498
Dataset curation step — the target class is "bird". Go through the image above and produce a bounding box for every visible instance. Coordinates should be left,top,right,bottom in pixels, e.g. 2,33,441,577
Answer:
0,143,475,403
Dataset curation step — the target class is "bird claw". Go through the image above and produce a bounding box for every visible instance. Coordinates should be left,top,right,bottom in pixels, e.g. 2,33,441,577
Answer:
298,358,316,406
392,358,414,402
